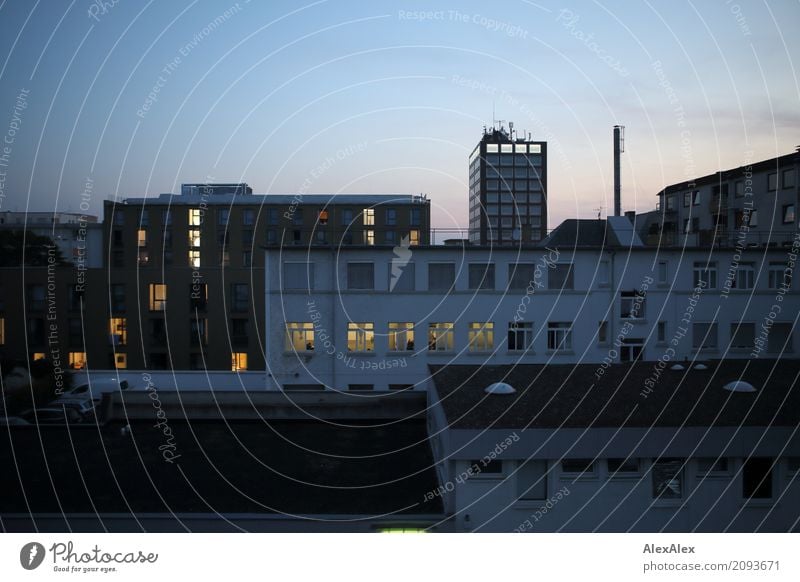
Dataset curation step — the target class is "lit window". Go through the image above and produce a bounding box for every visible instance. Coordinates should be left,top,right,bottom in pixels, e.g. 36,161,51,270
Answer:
652,458,684,499
365,230,375,245
189,250,201,269
363,208,375,226
286,322,314,351
468,322,494,351
318,210,328,225
69,352,87,369
347,322,374,352
428,322,454,351
547,322,572,351
149,284,167,311
32,352,46,361
109,318,127,346
189,208,202,226
508,322,534,351
388,322,414,351
137,229,147,247
409,229,420,246
231,352,248,371
114,353,127,369
188,229,201,248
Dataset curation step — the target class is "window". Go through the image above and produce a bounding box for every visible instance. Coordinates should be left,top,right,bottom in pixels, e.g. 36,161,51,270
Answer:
149,284,167,311
28,318,45,345
508,322,534,351
598,321,609,345
242,208,255,226
363,208,375,226
783,169,795,189
189,208,202,226
189,250,201,269
109,318,127,346
217,231,229,248
365,230,375,245
137,248,150,267
389,261,414,292
111,284,126,312
188,228,201,248
782,204,795,224
428,322,454,351
113,210,124,225
388,322,414,351
732,263,755,289
468,322,494,351
657,321,667,343
114,353,127,369
620,289,646,319
217,208,230,226
284,263,314,291
468,263,495,290
508,263,535,290
410,207,421,226
608,458,640,475
385,230,396,245
341,209,353,225
162,209,172,225
767,323,793,353
231,284,249,312
347,262,374,290
652,458,684,499
190,317,208,346
0,317,4,345
231,352,248,372
597,260,610,287
286,322,314,351
267,208,279,225
693,262,717,289
230,318,248,346
692,322,718,350
137,229,147,247
666,195,675,211
683,192,691,207
767,172,778,191
768,262,788,289
683,217,699,233
473,459,503,475
548,264,574,290
242,251,252,267
428,263,455,290
386,208,397,226
69,286,85,311
734,181,744,197
241,229,253,247
349,384,374,391
27,284,44,311
150,319,166,345
728,322,754,349
657,261,668,285
697,458,729,475
389,384,413,391
292,209,303,226
191,283,207,311
69,352,87,370
561,459,596,475
620,338,644,362
409,229,420,246
547,322,572,351
743,458,773,499
347,322,374,352
68,318,83,346
517,460,547,500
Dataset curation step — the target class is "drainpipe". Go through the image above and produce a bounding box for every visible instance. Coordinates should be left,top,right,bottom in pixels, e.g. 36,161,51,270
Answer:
331,246,336,391
264,248,271,391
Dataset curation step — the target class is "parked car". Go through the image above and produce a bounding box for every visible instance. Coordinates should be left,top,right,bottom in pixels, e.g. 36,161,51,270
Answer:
55,397,97,420
62,378,129,400
20,406,85,424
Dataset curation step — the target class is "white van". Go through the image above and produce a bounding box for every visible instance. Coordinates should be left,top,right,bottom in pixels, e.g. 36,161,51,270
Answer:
61,377,130,400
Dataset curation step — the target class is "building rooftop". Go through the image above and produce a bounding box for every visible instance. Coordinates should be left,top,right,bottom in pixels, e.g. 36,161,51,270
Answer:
541,217,644,248
430,359,800,430
120,193,429,206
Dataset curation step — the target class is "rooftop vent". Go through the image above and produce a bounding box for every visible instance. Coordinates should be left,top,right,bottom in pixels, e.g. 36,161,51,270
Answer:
694,364,708,370
670,364,685,370
484,382,516,395
723,381,756,393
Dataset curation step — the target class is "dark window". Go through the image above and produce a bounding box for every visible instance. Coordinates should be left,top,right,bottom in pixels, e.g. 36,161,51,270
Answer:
471,459,503,474
742,458,773,499
68,318,83,346
231,284,249,312
561,459,595,474
388,384,413,391
242,209,255,226
386,208,397,226
468,263,495,290
410,208,421,226
347,263,374,290
27,318,45,345
190,317,207,346
69,286,85,311
388,261,414,292
267,208,279,225
548,264,574,290
26,284,45,311
428,263,455,290
697,458,729,475
608,458,640,474
231,318,248,346
517,460,547,500
241,229,253,246
149,352,169,370
348,384,374,391
508,263,535,290
150,319,167,345
110,284,126,312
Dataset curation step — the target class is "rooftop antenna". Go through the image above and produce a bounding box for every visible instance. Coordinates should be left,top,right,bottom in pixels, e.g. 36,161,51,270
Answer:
594,205,604,220
509,121,515,140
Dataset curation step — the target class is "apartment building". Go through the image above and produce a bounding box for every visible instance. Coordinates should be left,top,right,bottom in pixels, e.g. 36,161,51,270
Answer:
265,218,798,391
648,150,799,247
468,125,548,245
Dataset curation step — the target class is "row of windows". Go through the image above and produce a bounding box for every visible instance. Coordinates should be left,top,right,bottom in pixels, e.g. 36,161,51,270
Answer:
283,320,793,355
484,143,543,154
479,457,797,502
661,169,796,211
113,207,424,227
30,350,249,372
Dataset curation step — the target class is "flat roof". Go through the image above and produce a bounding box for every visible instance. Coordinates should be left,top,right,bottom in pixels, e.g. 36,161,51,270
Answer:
119,193,429,206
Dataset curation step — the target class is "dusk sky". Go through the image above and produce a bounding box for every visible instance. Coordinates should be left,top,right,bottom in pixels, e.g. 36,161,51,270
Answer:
0,0,798,231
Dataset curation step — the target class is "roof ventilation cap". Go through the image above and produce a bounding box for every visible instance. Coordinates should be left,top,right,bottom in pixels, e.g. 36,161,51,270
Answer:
694,364,708,370
723,381,756,393
485,382,516,395
670,364,685,370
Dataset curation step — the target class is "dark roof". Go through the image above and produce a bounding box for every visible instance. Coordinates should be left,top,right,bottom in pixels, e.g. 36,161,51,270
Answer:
657,150,800,196
430,359,800,430
541,218,619,248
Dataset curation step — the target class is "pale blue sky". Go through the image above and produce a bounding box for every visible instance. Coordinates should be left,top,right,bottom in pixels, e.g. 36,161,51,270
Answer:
0,0,798,230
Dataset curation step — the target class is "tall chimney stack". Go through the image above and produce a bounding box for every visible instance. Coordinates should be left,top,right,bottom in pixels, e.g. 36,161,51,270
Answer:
613,125,624,216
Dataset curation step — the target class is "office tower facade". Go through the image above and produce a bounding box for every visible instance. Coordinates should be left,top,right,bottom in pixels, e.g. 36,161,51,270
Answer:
468,125,547,245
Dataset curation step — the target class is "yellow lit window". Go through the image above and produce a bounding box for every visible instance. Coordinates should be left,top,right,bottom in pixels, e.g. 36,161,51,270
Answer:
363,208,375,226
189,208,202,226
318,210,329,225
137,229,147,247
109,317,127,346
69,352,87,369
189,250,201,268
286,322,314,351
347,322,374,352
468,322,494,351
231,352,248,371
115,353,127,369
428,322,454,351
188,229,201,248
388,322,414,351
366,230,375,245
149,283,167,311
409,229,420,246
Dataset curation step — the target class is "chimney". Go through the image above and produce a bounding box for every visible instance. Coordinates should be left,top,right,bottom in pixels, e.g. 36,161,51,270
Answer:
613,125,624,216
